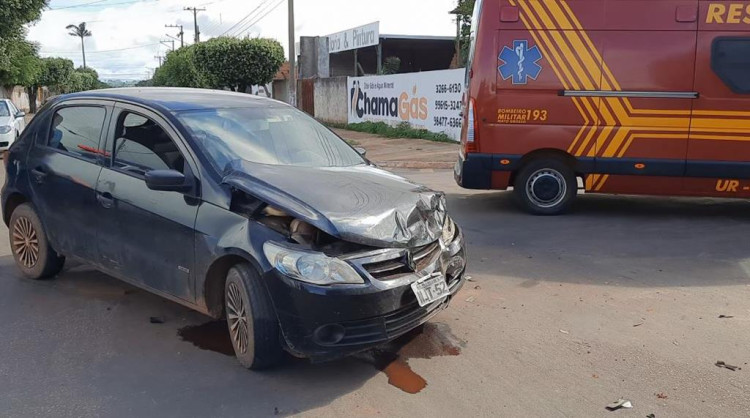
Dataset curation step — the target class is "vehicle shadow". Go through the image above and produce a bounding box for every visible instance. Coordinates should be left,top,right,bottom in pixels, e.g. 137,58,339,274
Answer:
0,256,457,417
447,191,750,288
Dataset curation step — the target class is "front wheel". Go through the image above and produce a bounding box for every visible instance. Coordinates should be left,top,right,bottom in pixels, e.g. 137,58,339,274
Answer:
513,158,577,215
9,203,65,279
225,263,283,370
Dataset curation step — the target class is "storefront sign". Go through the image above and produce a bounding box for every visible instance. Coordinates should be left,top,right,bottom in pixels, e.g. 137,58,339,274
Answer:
328,22,380,54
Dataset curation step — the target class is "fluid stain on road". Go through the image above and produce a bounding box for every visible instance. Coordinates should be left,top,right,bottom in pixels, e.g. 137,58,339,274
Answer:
357,322,464,394
177,320,235,356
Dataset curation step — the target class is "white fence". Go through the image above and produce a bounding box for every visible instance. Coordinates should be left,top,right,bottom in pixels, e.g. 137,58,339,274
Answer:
348,69,465,141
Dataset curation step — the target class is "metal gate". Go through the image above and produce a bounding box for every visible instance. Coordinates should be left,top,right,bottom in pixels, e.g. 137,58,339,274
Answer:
299,79,315,116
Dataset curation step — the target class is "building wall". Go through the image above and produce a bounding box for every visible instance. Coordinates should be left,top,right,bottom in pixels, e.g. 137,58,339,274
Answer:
313,77,348,124
0,86,48,113
272,80,290,104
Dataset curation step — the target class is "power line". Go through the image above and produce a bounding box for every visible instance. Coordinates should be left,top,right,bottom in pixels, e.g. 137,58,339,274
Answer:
232,0,284,38
40,42,160,54
219,0,271,37
184,7,206,43
47,0,158,10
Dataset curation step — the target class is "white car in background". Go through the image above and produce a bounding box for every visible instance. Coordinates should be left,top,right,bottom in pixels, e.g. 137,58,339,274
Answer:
0,99,26,151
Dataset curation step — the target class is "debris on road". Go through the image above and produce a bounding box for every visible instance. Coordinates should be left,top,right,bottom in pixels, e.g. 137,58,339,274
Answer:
647,414,656,418
606,399,633,411
633,323,644,327
465,296,476,302
718,315,734,319
715,361,741,371
465,275,474,282
655,392,668,399
560,329,570,334
149,316,165,324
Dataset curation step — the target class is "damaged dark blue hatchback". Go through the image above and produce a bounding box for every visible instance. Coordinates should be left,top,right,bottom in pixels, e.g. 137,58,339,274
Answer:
1,88,467,369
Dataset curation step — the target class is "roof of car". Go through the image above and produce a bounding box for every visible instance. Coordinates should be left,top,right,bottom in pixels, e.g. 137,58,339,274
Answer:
58,87,281,112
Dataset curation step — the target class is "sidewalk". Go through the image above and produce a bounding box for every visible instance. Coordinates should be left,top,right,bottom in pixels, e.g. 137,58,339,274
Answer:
332,129,460,170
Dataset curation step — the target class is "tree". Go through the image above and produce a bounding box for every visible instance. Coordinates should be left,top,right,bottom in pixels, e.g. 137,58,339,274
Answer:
0,0,48,39
450,0,475,67
0,33,40,88
152,45,209,88
25,57,74,112
66,22,92,69
64,67,102,93
192,37,284,92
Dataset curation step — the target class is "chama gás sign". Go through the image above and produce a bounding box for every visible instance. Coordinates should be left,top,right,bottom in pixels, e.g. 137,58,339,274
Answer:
348,69,464,141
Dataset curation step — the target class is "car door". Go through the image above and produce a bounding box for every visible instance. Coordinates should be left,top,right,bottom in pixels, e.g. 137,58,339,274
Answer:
8,101,25,134
26,100,112,262
95,103,200,302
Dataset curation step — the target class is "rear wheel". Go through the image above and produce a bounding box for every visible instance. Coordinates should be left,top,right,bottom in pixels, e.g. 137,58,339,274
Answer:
513,158,577,215
9,203,65,279
225,263,282,370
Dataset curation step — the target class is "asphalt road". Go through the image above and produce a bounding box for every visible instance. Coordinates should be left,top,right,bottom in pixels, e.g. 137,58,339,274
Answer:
1,168,749,417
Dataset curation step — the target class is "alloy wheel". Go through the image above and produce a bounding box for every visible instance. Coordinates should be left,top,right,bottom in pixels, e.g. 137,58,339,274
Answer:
12,217,39,268
226,281,250,354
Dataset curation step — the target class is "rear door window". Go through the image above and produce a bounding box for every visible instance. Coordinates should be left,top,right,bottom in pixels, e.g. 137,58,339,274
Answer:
48,106,107,157
712,37,750,94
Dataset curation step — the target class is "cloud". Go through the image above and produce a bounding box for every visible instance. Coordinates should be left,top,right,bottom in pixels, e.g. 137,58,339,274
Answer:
29,0,459,80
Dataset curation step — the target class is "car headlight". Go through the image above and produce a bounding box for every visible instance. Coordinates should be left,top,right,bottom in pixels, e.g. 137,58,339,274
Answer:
263,242,365,286
0,126,11,134
441,216,457,244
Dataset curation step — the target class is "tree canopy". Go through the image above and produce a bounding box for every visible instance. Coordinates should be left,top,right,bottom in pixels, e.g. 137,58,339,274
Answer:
191,37,284,91
153,45,209,88
0,0,48,39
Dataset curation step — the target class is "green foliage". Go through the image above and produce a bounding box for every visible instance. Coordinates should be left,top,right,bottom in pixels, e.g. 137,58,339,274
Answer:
0,33,40,87
66,22,92,38
153,45,209,88
380,56,401,75
38,57,75,92
63,67,102,93
451,0,475,66
192,37,284,91
329,121,455,143
0,0,48,39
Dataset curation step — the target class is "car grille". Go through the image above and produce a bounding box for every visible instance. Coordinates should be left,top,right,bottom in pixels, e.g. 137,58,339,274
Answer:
362,241,442,280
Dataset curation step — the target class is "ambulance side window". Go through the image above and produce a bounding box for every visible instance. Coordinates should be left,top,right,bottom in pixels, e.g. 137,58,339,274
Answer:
711,37,750,94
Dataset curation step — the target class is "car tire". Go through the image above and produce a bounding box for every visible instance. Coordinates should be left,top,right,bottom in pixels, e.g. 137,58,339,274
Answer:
513,158,577,215
9,203,65,279
224,263,283,370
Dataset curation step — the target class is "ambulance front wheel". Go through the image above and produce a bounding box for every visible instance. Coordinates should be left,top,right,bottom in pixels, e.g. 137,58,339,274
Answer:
513,158,577,215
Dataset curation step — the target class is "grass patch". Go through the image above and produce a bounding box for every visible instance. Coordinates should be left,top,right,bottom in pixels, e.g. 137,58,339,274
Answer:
327,121,456,143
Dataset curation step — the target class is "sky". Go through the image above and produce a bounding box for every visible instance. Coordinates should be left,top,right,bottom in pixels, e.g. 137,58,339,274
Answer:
28,0,460,80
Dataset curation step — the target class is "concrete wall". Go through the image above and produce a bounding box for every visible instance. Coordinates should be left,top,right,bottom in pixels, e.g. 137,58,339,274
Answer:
0,86,48,113
313,77,348,124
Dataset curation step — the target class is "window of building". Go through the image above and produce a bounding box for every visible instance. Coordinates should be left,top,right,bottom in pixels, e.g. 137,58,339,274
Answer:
712,37,750,94
48,106,107,157
112,112,185,176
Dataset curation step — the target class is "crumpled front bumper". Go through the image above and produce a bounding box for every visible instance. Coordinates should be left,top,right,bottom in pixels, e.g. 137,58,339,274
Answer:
264,230,467,362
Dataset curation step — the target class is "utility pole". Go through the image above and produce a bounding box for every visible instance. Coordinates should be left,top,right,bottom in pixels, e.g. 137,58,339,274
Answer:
154,55,164,66
184,7,205,43
166,24,184,48
288,0,296,107
161,39,175,52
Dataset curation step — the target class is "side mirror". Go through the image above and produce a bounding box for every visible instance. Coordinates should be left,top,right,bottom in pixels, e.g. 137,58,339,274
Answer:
354,147,367,157
15,111,25,119
145,169,191,192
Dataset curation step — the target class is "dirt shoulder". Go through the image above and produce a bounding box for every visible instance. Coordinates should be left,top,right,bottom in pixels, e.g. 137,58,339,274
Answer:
332,128,460,169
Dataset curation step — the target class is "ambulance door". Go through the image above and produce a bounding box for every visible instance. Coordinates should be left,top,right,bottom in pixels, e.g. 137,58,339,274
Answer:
489,0,605,160
591,0,698,195
686,1,750,197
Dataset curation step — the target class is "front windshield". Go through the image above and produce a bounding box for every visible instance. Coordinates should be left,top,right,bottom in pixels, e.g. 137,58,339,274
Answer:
0,102,10,117
177,106,365,172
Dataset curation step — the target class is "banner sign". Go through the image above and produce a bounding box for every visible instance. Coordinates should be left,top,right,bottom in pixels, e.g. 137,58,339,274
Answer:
348,69,464,141
327,22,380,54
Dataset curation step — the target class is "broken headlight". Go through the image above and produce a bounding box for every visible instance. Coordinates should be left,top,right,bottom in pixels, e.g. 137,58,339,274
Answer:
263,242,365,286
441,216,457,244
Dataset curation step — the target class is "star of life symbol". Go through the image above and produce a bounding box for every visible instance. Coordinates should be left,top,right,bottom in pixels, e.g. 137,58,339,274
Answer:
498,40,543,85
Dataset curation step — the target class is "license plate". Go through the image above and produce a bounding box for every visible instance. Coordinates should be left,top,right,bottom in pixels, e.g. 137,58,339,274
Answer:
411,274,450,307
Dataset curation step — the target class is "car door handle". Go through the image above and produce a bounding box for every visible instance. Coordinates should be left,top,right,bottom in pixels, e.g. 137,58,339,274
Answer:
97,192,115,209
31,167,48,183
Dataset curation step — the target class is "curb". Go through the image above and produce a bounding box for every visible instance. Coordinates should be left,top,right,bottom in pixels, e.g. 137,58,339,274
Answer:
374,161,454,170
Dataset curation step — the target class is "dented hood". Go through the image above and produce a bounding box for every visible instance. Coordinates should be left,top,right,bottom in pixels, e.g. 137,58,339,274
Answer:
222,160,447,248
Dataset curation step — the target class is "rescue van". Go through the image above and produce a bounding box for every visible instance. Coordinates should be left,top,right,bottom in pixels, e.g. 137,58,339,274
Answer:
455,0,750,214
